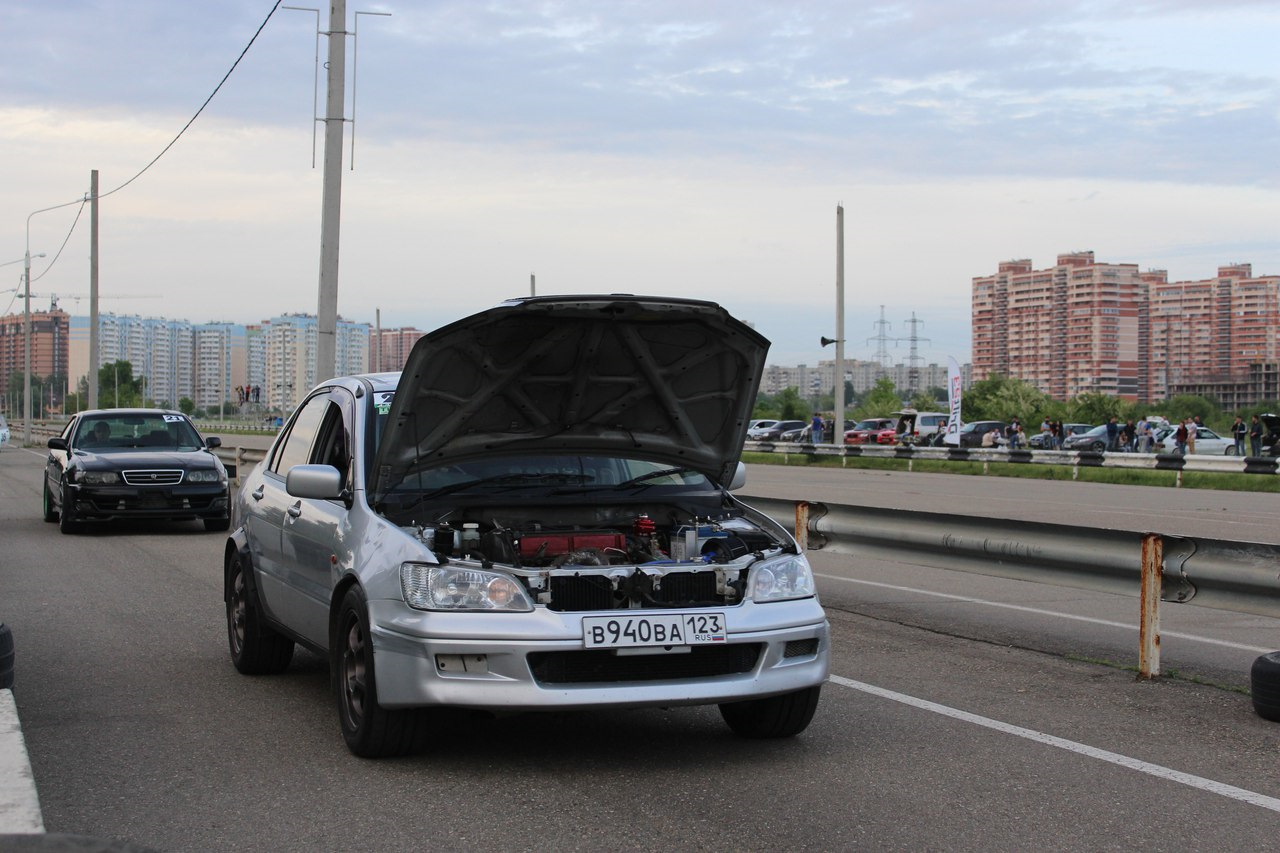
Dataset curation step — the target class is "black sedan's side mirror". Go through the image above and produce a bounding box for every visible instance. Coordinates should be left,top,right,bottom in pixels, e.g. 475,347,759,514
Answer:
205,436,222,449
47,437,68,451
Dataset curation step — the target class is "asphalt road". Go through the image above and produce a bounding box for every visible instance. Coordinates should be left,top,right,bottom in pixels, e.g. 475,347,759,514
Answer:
2,445,1279,851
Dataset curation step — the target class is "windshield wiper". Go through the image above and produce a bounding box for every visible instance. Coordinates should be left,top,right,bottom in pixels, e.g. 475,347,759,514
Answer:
613,466,696,490
409,472,595,504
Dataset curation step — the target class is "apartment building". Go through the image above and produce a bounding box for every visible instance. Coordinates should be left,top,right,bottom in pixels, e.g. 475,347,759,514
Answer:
761,359,965,399
369,327,426,373
0,308,70,414
258,314,369,411
974,254,1280,405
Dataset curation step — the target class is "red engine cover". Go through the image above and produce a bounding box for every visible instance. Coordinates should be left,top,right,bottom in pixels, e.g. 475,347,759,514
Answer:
518,532,625,558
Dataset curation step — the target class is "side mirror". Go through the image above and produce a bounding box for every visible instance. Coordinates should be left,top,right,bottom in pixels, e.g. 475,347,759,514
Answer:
205,436,222,449
47,437,68,451
726,461,747,491
285,464,344,500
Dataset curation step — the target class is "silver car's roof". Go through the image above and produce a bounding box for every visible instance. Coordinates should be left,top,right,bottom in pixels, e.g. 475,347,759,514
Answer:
370,295,769,500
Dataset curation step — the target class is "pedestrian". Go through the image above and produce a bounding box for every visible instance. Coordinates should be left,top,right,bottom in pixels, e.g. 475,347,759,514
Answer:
1231,416,1247,456
1105,416,1119,452
1185,418,1197,455
1052,420,1064,450
1006,418,1022,449
1249,414,1264,457
1174,420,1189,455
810,412,824,444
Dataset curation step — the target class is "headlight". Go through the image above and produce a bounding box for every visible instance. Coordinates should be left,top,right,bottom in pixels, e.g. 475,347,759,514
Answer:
185,469,223,483
400,563,534,612
77,471,121,485
748,554,817,603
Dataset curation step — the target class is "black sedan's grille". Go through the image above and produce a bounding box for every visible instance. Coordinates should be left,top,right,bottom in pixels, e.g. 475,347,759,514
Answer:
122,469,184,486
527,644,761,685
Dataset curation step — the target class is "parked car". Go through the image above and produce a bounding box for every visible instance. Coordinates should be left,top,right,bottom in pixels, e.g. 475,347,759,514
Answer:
746,419,779,438
844,417,896,445
1062,424,1110,452
0,413,9,446
1028,422,1091,449
893,410,949,446
780,424,808,442
957,420,1008,448
1261,413,1280,455
225,295,829,757
756,419,806,441
1155,424,1236,455
43,408,230,533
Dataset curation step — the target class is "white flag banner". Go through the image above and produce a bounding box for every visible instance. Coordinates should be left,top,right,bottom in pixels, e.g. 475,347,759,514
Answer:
944,357,962,446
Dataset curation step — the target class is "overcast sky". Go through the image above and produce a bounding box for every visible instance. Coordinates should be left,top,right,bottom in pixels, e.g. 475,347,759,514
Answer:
1,0,1277,368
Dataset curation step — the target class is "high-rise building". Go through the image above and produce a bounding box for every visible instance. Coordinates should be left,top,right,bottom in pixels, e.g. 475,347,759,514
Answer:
973,254,1280,405
259,314,369,411
369,327,426,373
0,308,70,414
973,252,1144,401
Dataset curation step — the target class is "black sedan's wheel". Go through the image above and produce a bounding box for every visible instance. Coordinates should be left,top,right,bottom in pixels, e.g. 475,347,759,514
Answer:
42,479,57,523
1251,652,1280,722
205,516,231,532
57,482,80,534
719,685,821,738
227,552,294,675
336,585,427,758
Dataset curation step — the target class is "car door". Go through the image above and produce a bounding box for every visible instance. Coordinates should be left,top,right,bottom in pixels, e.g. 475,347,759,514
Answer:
248,392,332,625
45,417,77,507
279,389,356,647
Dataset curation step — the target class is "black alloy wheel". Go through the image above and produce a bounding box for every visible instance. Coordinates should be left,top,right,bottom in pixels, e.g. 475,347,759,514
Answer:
335,585,427,758
42,479,57,523
226,552,294,674
57,480,80,534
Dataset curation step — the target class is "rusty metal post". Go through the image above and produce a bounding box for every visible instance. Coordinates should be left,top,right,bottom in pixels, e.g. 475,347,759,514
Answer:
794,501,810,551
1138,532,1163,679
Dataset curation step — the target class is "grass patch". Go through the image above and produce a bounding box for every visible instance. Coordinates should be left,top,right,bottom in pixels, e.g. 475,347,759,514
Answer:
739,451,1280,493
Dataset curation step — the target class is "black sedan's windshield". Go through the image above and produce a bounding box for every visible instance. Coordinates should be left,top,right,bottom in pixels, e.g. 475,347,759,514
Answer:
74,414,204,451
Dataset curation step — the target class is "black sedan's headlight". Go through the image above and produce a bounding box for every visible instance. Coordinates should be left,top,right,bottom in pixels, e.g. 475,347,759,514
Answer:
185,469,225,483
73,470,122,485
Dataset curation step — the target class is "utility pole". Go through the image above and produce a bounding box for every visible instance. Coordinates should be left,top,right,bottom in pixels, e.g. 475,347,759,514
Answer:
314,0,347,384
89,169,100,409
833,205,845,443
867,305,893,378
896,313,931,398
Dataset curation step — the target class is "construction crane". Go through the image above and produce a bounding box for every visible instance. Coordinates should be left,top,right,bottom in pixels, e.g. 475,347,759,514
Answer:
29,293,159,312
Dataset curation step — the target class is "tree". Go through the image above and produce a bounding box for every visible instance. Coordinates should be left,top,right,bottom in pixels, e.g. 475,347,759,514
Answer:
99,361,145,408
855,377,902,418
962,375,1050,422
178,397,196,416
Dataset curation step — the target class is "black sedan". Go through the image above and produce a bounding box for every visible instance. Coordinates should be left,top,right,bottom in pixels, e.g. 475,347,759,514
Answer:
44,408,231,534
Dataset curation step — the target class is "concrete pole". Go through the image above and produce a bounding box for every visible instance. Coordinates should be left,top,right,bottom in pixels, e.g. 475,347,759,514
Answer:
22,252,31,444
315,0,347,384
89,170,100,409
833,205,845,445
375,308,381,372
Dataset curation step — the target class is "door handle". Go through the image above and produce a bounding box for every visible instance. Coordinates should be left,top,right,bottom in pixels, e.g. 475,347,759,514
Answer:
287,501,302,519
252,485,264,501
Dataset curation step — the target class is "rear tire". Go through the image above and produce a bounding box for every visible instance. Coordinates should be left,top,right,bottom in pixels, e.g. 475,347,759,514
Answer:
226,552,294,675
1251,652,1280,722
719,685,821,738
335,586,428,758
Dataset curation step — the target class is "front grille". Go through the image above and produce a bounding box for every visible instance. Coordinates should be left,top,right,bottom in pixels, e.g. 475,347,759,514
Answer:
549,576,615,612
651,571,718,605
528,643,761,685
122,469,183,486
545,570,730,612
85,493,221,512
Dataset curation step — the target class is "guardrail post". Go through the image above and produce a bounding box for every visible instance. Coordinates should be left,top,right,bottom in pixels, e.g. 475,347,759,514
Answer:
794,501,810,551
1138,532,1162,680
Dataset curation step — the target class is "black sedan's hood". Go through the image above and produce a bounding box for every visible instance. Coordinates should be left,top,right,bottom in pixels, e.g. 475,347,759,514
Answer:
371,295,769,500
72,448,222,470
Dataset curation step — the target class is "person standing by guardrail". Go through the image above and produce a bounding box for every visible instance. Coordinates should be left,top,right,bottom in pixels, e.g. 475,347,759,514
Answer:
1175,420,1189,455
1232,416,1247,456
1249,414,1264,457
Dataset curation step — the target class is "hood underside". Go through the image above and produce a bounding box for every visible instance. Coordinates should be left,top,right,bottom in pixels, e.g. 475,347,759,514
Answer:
371,295,769,499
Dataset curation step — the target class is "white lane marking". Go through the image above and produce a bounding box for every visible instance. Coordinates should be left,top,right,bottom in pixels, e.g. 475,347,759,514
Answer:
829,674,1280,813
817,573,1273,654
0,689,44,833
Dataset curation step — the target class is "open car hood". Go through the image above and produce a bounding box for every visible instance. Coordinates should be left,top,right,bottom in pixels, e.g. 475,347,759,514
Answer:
370,295,769,500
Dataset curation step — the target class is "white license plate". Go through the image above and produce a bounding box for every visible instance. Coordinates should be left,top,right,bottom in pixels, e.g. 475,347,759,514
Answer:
582,612,727,649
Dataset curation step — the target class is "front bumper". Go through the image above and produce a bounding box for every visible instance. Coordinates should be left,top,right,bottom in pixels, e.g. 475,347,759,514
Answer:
367,598,830,711
66,483,229,521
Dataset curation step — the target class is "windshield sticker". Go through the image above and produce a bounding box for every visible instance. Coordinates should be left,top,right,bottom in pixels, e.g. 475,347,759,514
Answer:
163,415,184,422
376,392,395,415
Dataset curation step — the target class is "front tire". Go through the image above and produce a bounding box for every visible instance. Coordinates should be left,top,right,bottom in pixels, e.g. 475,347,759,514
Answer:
205,516,231,532
42,479,58,523
719,685,821,738
335,586,428,758
226,552,294,675
57,482,80,534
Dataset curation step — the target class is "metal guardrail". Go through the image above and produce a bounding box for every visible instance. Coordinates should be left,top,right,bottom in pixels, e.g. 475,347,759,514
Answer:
745,440,1279,480
748,497,1280,677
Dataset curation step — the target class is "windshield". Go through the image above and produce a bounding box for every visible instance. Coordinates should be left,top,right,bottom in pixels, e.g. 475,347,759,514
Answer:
74,414,203,451
377,454,712,510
